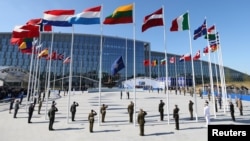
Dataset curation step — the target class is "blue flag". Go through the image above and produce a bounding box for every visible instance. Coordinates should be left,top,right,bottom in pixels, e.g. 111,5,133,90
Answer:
111,56,125,75
193,20,207,40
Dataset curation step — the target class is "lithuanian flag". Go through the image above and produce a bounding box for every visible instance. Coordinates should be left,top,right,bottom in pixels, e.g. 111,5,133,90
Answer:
103,4,133,24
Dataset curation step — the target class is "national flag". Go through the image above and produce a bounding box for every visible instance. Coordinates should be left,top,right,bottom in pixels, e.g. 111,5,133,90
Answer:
111,56,125,75
179,53,191,62
46,51,57,60
12,25,39,38
142,8,164,32
160,58,166,65
18,38,33,50
203,47,209,54
57,53,64,60
169,57,175,64
193,19,207,40
193,50,200,60
26,18,52,32
20,48,33,54
151,59,158,67
210,43,219,52
38,48,49,58
10,37,24,45
103,4,133,24
68,6,101,25
43,10,75,27
204,25,216,40
170,12,189,31
143,59,150,66
63,57,71,64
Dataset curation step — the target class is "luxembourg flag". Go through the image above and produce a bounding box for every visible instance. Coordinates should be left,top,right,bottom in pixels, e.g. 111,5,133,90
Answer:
43,10,75,27
68,6,101,25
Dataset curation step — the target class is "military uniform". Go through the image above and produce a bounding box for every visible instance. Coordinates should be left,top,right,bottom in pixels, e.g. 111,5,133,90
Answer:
100,104,108,122
38,98,42,114
88,110,97,132
137,109,147,136
28,103,35,123
189,100,194,120
70,101,79,121
173,105,179,130
48,105,58,131
13,100,20,118
127,101,134,123
158,100,165,121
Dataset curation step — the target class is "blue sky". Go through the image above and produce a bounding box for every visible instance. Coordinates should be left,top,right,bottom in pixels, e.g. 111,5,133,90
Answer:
1,0,249,75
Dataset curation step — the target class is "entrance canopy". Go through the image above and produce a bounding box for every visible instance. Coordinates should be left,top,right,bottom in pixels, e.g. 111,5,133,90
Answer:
0,66,30,83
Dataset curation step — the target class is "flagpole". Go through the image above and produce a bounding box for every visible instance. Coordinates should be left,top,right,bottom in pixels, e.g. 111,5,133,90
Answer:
98,4,104,126
133,2,136,127
25,39,36,112
162,5,170,124
67,26,74,123
200,59,205,96
62,53,65,91
213,53,220,101
174,56,177,94
187,12,198,121
45,29,54,120
53,58,57,90
205,19,216,118
79,60,82,91
125,37,127,92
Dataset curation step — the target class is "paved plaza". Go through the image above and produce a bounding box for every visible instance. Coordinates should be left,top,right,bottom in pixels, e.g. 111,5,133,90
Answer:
1,90,250,141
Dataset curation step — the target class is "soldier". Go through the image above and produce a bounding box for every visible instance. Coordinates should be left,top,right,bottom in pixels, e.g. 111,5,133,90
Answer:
100,104,108,122
229,101,235,121
88,109,97,133
127,91,130,99
127,101,134,123
9,98,15,114
189,100,194,120
70,101,79,121
28,103,35,123
13,99,20,118
48,104,58,131
38,98,42,114
237,98,243,116
137,109,147,136
173,105,180,130
158,100,165,121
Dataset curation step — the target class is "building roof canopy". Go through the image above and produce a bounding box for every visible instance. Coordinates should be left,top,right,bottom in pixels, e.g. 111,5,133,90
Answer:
0,66,30,83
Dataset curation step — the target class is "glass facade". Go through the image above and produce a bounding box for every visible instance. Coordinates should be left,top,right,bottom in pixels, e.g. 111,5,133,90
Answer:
0,32,247,89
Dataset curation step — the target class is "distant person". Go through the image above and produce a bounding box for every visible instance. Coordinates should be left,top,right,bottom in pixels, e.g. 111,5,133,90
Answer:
127,91,130,99
229,101,236,121
70,101,79,121
173,105,180,130
19,91,24,105
13,99,20,118
158,100,165,121
217,95,222,109
28,103,35,123
120,91,123,99
9,98,15,114
127,101,134,123
137,109,147,136
88,109,97,133
48,104,58,131
189,100,194,120
100,104,108,122
203,103,210,127
237,98,243,116
38,98,42,114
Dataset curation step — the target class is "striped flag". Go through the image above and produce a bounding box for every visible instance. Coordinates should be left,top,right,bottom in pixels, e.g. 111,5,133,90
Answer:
43,10,75,27
142,8,164,32
68,6,101,25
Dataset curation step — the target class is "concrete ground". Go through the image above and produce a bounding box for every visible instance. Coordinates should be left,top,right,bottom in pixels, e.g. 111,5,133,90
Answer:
1,90,249,141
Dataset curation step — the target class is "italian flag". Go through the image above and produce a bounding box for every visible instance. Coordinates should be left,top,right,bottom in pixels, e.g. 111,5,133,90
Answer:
170,12,189,31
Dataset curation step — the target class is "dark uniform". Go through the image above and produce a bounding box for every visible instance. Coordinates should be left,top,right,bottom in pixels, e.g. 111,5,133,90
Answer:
173,105,180,130
229,102,235,121
48,104,58,131
88,110,97,132
127,101,134,123
28,103,35,123
158,100,165,121
100,104,108,122
38,98,42,114
137,109,147,136
9,98,15,114
189,100,194,120
70,101,79,121
13,100,20,118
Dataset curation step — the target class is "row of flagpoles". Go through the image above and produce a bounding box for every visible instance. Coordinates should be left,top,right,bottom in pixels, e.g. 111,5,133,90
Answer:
10,3,226,125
